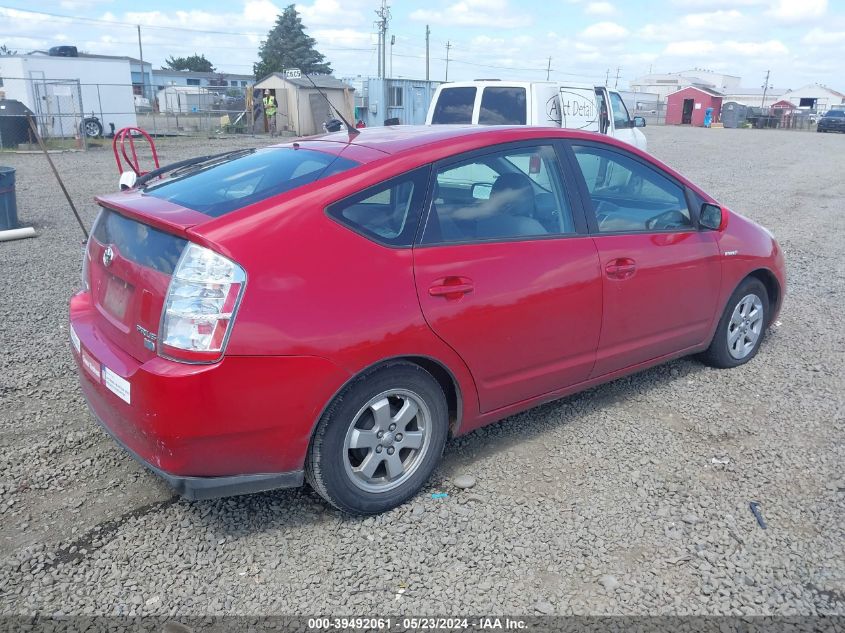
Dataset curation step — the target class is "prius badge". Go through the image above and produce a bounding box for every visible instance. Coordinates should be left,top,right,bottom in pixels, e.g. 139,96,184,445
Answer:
136,325,157,351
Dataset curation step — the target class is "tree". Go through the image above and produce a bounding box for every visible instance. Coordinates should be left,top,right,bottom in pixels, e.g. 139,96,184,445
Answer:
254,4,332,80
0,44,18,56
165,54,215,73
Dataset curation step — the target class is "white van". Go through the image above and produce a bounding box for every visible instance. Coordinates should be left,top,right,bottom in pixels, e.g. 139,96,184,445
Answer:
425,80,648,151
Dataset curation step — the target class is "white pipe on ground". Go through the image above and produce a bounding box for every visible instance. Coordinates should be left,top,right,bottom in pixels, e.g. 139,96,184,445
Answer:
0,227,37,242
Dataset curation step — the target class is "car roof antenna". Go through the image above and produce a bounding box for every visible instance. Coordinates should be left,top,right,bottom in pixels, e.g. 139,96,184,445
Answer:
300,71,360,138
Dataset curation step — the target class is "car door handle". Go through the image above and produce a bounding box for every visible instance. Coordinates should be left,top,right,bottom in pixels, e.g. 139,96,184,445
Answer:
605,258,637,280
428,277,474,299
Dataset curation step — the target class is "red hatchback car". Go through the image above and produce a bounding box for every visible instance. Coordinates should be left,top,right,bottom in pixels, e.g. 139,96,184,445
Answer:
70,126,785,514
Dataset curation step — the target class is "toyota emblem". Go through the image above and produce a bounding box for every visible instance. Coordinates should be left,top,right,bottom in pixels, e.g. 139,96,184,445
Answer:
102,246,114,267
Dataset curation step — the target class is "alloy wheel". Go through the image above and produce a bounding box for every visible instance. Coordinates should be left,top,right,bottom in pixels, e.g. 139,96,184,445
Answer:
342,389,431,493
727,293,764,360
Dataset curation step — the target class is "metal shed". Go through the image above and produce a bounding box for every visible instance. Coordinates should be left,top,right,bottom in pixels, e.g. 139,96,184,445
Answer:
665,86,723,126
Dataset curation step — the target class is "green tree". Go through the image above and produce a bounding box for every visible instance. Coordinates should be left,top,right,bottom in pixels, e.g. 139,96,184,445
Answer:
0,44,18,56
254,4,332,80
165,54,215,72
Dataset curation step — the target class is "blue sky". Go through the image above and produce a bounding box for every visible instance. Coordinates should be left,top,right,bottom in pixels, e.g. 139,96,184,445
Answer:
1,0,843,90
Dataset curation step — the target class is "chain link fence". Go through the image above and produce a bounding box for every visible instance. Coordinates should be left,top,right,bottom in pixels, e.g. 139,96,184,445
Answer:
1,77,261,150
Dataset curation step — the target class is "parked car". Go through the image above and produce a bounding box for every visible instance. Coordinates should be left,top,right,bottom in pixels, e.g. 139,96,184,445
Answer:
70,125,785,514
817,109,845,133
426,81,648,151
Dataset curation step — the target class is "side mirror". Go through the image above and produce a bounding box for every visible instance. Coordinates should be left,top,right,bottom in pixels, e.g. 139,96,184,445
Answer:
699,203,723,230
633,116,646,128
471,182,492,200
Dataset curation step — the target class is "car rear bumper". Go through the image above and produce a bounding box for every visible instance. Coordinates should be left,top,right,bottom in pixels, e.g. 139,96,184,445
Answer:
89,404,303,500
70,291,349,498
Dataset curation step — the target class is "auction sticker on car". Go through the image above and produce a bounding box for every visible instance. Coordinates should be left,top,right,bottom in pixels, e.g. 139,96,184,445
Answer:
69,325,81,354
103,367,131,404
81,349,100,382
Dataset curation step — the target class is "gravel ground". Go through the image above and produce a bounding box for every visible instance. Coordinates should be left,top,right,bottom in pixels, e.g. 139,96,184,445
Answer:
0,127,843,618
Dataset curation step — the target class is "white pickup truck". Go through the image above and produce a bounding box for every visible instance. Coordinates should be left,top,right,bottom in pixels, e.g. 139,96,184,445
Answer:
425,80,648,151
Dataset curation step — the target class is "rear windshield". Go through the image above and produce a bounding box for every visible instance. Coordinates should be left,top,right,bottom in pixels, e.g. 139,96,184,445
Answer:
431,87,477,124
144,147,359,217
92,209,187,275
479,87,527,125
824,110,845,117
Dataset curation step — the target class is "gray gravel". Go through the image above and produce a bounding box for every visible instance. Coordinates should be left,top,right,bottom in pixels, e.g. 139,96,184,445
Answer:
0,127,843,616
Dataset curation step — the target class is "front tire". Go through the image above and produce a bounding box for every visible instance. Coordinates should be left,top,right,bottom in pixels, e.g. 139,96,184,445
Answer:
306,363,449,515
700,277,769,368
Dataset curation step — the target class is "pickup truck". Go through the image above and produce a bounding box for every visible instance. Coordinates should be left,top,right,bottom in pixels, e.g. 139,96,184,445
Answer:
425,80,648,151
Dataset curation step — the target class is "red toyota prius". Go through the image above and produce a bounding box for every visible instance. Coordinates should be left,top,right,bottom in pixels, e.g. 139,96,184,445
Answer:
70,126,785,514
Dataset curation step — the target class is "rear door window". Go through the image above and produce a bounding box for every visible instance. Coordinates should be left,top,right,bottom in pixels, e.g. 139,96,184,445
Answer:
422,144,575,244
479,87,527,125
431,87,477,124
144,147,359,217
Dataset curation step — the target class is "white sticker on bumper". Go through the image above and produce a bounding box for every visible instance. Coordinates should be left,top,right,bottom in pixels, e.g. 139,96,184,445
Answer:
70,324,81,355
103,367,131,404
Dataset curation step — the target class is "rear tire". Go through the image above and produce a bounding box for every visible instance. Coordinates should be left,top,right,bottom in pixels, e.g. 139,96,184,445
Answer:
306,363,448,515
700,277,769,369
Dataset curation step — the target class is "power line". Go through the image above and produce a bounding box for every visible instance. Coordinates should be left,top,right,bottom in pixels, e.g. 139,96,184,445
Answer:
0,5,267,37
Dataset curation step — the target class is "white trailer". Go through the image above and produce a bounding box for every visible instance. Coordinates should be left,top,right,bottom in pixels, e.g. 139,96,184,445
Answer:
0,54,138,137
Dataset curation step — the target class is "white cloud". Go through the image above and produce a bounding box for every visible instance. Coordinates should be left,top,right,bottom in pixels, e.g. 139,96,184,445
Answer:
767,0,827,23
410,0,532,28
663,39,789,58
802,27,845,45
581,21,629,41
681,10,744,30
296,0,365,26
584,2,614,16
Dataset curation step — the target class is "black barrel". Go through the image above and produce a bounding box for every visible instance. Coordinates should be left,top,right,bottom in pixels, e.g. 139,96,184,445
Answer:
0,167,18,230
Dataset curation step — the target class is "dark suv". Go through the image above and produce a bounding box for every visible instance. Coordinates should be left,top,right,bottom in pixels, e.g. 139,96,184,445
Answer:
817,109,845,133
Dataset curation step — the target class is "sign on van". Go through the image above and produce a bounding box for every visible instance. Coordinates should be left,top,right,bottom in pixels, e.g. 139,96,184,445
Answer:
558,88,598,131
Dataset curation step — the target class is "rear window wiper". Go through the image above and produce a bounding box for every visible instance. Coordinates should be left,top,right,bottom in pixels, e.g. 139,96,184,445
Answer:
137,148,257,189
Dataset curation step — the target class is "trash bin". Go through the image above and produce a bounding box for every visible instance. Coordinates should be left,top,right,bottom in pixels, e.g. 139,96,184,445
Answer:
0,99,35,148
0,167,19,231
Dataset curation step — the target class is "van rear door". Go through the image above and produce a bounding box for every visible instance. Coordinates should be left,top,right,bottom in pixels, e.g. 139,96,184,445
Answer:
558,86,599,131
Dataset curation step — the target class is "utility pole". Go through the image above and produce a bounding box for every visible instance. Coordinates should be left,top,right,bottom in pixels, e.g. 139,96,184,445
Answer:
425,25,430,81
390,35,395,78
546,57,552,80
761,69,771,111
605,68,609,87
614,66,620,89
374,1,390,79
136,25,145,100
445,41,451,82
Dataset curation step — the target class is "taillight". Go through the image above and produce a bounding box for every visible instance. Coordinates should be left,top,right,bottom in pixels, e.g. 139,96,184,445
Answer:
158,243,246,363
81,240,91,291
